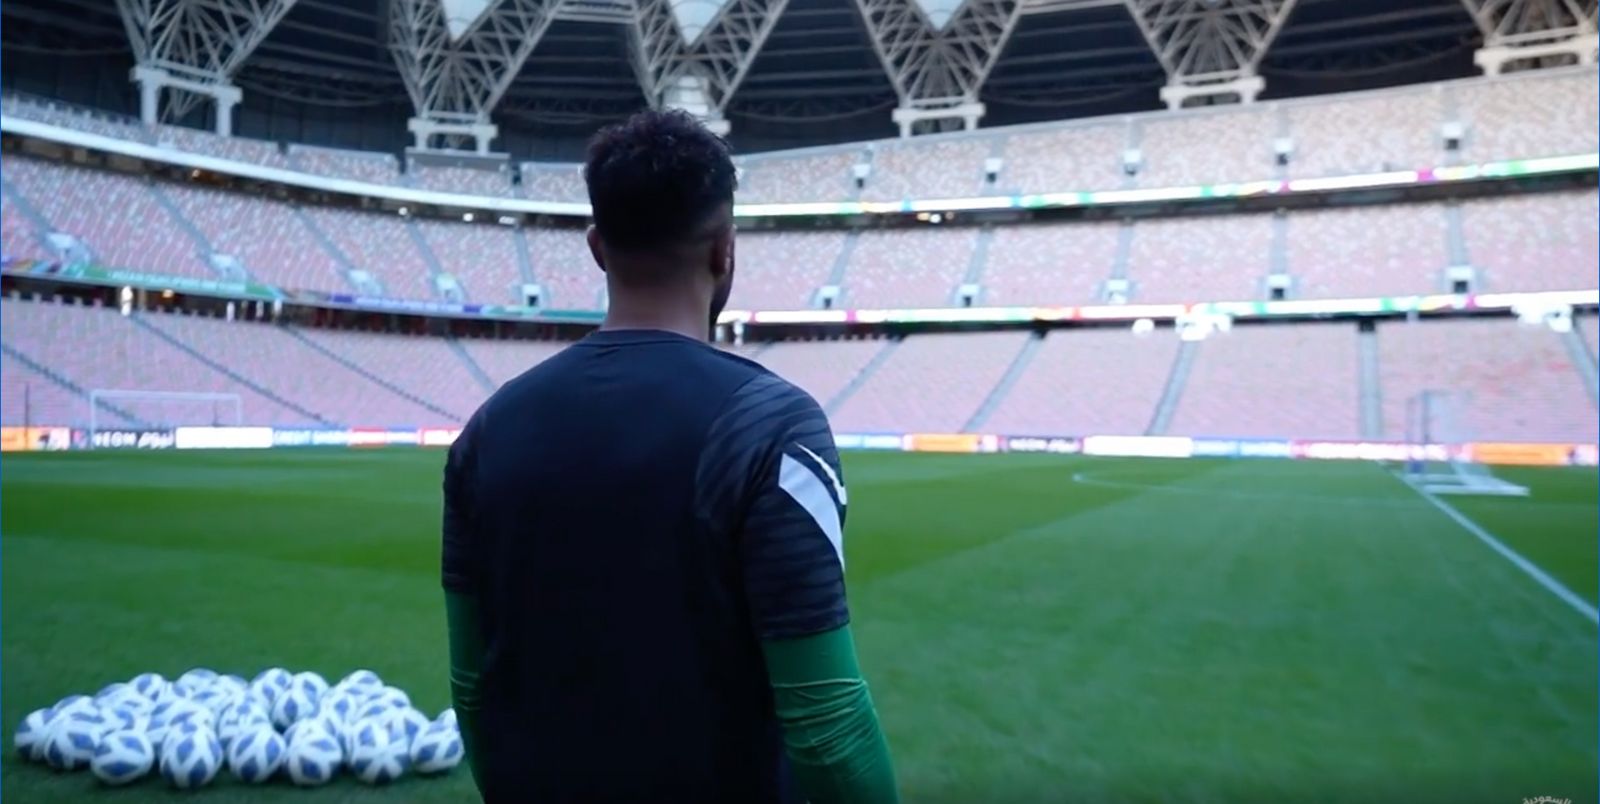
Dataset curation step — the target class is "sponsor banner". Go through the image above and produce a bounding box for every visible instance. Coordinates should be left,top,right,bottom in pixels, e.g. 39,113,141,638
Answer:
1291,441,1449,462
904,433,983,454
1003,436,1082,455
271,428,355,447
86,429,176,450
174,426,273,450
1082,435,1194,459
421,428,462,447
1192,438,1294,459
348,429,422,447
835,434,909,451
1190,438,1239,458
1466,442,1594,467
0,426,71,452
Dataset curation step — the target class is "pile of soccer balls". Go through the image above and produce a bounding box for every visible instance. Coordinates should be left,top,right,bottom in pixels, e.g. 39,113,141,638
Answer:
13,667,462,788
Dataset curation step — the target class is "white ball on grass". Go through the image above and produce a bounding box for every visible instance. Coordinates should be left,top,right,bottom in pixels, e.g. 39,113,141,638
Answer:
147,699,211,748
250,667,293,705
384,707,431,751
348,720,407,785
226,725,286,784
335,670,383,695
102,708,148,735
159,723,222,789
128,673,168,703
409,721,463,775
292,671,329,701
49,695,96,721
271,683,318,730
318,689,360,725
284,724,343,786
436,707,457,730
91,730,155,785
174,668,219,696
44,708,112,770
15,708,54,761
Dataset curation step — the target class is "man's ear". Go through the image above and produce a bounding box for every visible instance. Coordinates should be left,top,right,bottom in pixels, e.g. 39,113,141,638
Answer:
586,226,607,274
709,224,734,281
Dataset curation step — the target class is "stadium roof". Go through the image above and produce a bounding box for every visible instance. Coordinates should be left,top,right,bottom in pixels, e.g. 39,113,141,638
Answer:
1,0,1488,157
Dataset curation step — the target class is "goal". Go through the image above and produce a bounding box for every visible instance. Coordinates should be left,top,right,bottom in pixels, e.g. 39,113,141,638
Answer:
88,390,243,447
1402,390,1528,496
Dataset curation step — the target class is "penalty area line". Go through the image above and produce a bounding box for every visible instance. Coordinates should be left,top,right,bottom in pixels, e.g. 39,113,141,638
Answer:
1399,474,1599,625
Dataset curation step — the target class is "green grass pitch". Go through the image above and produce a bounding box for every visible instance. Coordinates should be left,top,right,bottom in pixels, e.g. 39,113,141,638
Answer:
2,449,1595,803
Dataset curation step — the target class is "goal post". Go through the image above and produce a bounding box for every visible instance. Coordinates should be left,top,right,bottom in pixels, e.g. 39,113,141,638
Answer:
88,390,243,447
1402,390,1529,497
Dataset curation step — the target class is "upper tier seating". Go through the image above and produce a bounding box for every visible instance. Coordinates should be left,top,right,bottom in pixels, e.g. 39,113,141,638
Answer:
154,125,290,169
1461,190,1598,292
1168,323,1361,440
458,338,568,387
409,164,513,196
413,219,524,305
998,123,1128,193
830,331,1028,432
1456,70,1600,161
289,146,402,185
1378,317,1597,443
983,327,1179,437
844,228,977,308
1286,203,1449,298
301,208,438,301
2,196,44,260
1286,87,1444,176
3,94,151,143
1137,106,1276,187
748,338,887,408
527,228,603,309
981,221,1119,305
727,231,846,310
162,183,349,293
862,138,991,201
4,157,209,278
1129,213,1272,303
519,164,588,203
735,151,860,204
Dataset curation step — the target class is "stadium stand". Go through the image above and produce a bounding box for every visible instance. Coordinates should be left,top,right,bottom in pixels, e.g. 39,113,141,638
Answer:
299,328,483,420
1128,213,1272,303
997,123,1128,193
1456,69,1600,161
1168,323,1361,440
300,207,438,300
409,164,513,196
862,138,991,201
1136,106,1275,187
413,219,524,305
289,145,402,185
457,337,568,387
1582,315,1600,365
830,331,1027,432
1,198,42,259
981,221,1119,305
844,227,978,308
1377,317,1597,444
982,327,1180,437
4,156,210,279
1285,87,1443,176
0,348,89,428
162,183,349,292
153,125,291,169
734,151,859,203
727,230,847,310
526,227,603,309
1460,190,1599,292
1286,203,1449,298
2,93,151,143
519,163,588,203
749,338,887,409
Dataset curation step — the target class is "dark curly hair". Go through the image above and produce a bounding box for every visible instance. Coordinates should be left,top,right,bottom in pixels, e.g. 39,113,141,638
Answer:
583,109,737,253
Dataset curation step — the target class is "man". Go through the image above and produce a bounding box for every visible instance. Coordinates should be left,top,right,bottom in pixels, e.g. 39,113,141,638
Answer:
441,109,898,803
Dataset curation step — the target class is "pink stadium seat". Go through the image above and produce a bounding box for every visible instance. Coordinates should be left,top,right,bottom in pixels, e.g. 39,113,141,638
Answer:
301,208,437,301
413,219,524,305
409,165,513,196
1168,323,1361,440
290,146,402,185
458,338,568,387
300,329,484,420
2,94,151,143
526,228,603,309
154,125,290,169
1287,204,1448,298
162,183,349,293
1287,88,1444,177
1378,317,1597,443
862,138,990,201
727,231,846,310
749,338,887,408
519,164,588,203
735,152,859,204
1129,213,1271,303
1137,106,1275,187
830,331,1027,432
845,228,977,308
0,349,104,427
1456,70,1600,162
1461,190,1598,292
984,327,1179,437
982,221,1118,305
2,199,43,260
1000,123,1127,193
4,157,210,279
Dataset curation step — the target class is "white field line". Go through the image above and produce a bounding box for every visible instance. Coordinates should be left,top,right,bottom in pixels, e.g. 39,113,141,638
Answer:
1399,474,1599,625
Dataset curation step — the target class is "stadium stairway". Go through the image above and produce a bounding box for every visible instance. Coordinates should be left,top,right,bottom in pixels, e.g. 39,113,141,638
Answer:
1559,325,1600,405
0,341,146,427
281,327,461,422
405,220,447,298
1358,325,1384,439
447,338,498,394
131,316,334,426
823,339,900,415
826,231,860,290
292,208,363,292
962,226,995,289
145,182,221,277
1269,212,1289,276
1112,221,1134,281
1145,339,1197,435
963,331,1042,431
513,229,536,285
0,176,55,251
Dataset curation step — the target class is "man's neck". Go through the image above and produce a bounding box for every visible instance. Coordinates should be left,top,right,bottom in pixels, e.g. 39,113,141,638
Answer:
599,293,708,342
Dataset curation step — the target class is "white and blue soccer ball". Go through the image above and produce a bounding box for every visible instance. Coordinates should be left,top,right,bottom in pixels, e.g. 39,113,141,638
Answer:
44,708,112,770
285,723,343,786
15,708,54,762
216,675,249,697
148,699,211,748
348,720,407,784
250,667,293,705
383,707,431,751
94,683,146,713
318,688,360,724
129,673,169,703
217,699,270,750
292,671,330,702
335,670,383,696
101,707,148,735
189,686,238,718
174,668,220,697
436,707,457,730
272,683,319,730
226,724,286,784
91,730,155,786
409,721,463,775
49,694,97,721
159,723,222,789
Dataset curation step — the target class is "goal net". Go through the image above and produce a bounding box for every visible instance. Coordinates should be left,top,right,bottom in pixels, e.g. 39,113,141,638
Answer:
1402,390,1528,496
88,390,243,447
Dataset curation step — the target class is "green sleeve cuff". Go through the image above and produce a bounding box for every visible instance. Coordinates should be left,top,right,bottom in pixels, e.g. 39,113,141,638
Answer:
762,625,900,804
445,589,488,793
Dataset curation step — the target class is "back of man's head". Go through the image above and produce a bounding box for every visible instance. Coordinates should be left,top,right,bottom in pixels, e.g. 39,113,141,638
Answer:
584,109,737,267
